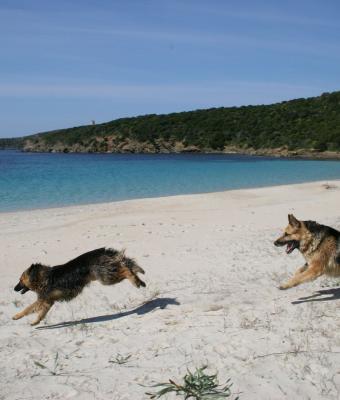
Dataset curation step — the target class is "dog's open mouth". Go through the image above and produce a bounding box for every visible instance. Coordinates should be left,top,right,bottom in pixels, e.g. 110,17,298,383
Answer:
14,282,29,294
286,240,299,254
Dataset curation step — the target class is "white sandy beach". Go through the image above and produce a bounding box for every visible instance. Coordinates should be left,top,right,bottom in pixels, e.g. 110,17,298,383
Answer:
1,180,340,400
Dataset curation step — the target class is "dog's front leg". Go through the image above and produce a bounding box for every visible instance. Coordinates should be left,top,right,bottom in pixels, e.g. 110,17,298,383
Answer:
279,263,322,290
295,263,308,274
30,301,54,326
12,301,39,320
279,264,308,291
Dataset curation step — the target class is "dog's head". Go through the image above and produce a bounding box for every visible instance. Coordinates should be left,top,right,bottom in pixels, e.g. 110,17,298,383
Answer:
14,263,45,294
274,214,302,254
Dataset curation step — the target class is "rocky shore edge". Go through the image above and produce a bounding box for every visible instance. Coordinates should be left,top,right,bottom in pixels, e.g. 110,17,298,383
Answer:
22,136,340,160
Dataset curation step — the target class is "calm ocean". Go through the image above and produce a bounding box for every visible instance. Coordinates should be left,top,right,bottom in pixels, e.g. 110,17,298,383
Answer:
1,150,340,212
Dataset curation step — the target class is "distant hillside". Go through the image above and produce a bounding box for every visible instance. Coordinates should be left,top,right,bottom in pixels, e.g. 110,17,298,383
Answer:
2,91,340,157
0,137,24,149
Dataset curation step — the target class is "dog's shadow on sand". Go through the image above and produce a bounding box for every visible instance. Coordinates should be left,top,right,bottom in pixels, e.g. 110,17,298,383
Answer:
36,297,179,330
292,287,340,305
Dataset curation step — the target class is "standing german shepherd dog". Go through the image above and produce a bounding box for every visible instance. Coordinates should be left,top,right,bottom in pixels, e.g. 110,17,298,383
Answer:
13,248,146,325
274,214,340,289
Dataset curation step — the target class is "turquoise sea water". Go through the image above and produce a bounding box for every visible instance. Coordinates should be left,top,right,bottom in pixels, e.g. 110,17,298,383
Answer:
1,150,340,212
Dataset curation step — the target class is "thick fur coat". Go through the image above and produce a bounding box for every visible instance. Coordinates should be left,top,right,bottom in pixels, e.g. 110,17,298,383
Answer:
13,248,145,325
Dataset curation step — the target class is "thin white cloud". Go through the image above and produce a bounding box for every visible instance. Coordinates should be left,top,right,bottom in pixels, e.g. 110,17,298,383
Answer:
1,1,336,29
165,1,340,29
1,4,339,59
0,81,327,106
52,26,340,59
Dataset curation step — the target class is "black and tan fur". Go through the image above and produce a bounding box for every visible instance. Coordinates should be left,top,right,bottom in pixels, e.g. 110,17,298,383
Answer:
13,247,146,325
274,214,340,289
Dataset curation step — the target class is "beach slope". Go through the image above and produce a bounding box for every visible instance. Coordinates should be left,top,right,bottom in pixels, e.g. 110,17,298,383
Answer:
1,181,340,399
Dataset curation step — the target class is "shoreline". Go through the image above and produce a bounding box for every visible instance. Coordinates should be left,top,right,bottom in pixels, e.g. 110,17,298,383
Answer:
1,177,340,215
0,148,340,161
3,147,340,161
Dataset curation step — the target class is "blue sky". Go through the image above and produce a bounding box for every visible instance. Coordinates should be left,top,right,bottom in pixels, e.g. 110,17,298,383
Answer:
1,0,340,138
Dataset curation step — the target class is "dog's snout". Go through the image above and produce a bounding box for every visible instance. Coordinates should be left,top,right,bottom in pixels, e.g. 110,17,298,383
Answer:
14,282,29,294
274,239,284,247
14,282,24,291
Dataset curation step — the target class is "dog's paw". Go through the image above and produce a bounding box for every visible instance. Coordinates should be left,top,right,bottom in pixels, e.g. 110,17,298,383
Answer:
30,320,40,326
278,284,290,290
12,314,22,320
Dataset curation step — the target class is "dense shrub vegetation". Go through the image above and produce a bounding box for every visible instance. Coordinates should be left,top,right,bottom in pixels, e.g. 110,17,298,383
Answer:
0,137,24,149
1,91,340,152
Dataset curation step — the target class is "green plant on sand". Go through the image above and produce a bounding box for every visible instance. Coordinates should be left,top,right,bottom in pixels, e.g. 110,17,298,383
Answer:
145,366,239,399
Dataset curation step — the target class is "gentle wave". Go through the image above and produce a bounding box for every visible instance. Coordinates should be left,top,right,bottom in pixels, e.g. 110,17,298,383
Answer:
1,151,340,212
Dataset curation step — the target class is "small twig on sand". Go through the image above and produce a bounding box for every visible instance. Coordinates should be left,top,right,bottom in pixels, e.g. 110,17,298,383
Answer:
254,350,340,359
254,350,309,359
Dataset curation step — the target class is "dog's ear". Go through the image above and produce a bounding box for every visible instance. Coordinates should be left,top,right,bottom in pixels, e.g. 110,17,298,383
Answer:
288,214,301,228
27,263,43,283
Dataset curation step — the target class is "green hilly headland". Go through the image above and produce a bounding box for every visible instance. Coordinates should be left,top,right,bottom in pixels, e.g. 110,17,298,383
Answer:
1,90,340,157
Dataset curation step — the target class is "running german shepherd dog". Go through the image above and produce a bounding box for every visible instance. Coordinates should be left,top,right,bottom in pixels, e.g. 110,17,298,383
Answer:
274,214,340,289
13,248,146,325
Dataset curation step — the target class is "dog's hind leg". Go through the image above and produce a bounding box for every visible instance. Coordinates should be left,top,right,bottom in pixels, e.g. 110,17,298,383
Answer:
30,301,54,326
123,268,146,288
133,274,146,288
12,300,39,320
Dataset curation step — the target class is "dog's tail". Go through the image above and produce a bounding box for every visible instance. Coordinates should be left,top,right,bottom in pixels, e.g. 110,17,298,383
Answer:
131,264,145,275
